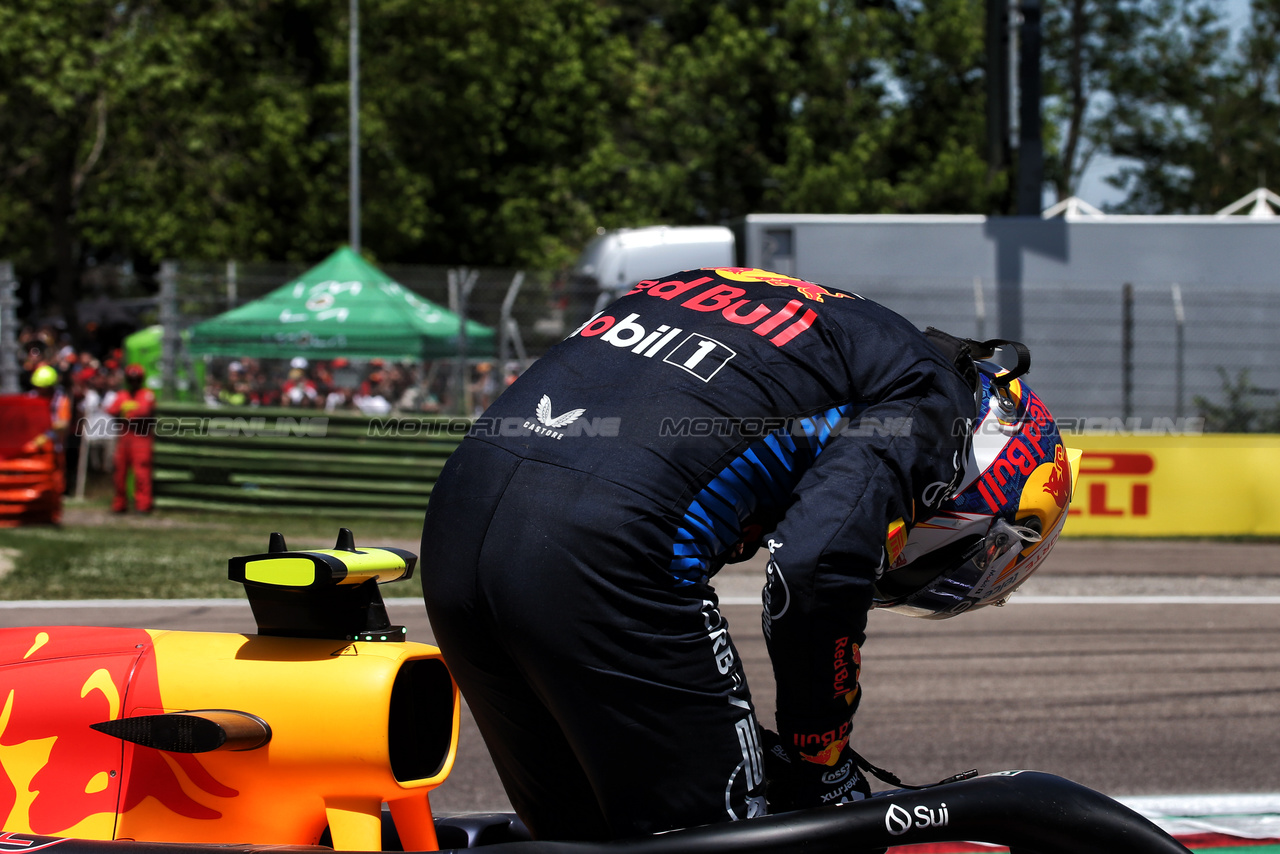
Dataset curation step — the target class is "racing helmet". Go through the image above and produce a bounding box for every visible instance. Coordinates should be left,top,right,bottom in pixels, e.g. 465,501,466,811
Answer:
874,349,1082,619
31,364,58,388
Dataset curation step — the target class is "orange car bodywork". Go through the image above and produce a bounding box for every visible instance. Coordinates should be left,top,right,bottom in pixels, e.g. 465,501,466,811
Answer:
0,625,458,852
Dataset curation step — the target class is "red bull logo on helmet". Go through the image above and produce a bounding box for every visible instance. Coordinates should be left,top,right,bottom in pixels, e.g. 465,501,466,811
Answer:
714,268,858,303
1042,445,1071,509
961,381,1064,519
1016,443,1077,541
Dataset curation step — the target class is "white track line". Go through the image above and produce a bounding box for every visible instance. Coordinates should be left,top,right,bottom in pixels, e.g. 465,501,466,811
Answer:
719,595,1280,606
1118,793,1280,839
1013,595,1280,605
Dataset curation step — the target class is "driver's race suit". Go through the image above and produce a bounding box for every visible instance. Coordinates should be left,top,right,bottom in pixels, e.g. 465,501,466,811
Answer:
421,268,976,841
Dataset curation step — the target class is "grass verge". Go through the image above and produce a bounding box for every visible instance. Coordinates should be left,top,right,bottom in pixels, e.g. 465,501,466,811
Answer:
0,497,425,600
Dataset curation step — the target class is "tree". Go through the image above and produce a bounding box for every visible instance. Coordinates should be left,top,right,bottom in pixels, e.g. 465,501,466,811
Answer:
1045,0,1279,214
614,1,813,223
1,1,355,327
872,0,1006,213
1194,367,1280,432
96,1,351,261
13,0,1174,313
1101,0,1243,212
1039,0,1280,214
0,0,158,337
1042,0,1150,200
604,0,1003,221
357,0,636,270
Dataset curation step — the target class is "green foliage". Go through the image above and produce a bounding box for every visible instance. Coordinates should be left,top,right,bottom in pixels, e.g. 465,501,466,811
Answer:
1042,0,1151,199
358,0,635,269
0,0,163,328
1102,0,1241,212
2,0,1273,309
1040,0,1279,212
87,1,351,263
612,0,1002,219
1043,0,1278,213
1194,367,1280,433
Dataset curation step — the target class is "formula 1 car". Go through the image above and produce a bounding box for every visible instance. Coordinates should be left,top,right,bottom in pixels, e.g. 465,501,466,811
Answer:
1,530,1192,854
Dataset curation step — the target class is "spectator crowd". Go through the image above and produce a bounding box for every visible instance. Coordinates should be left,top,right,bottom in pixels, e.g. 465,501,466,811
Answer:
15,322,152,500
10,321,526,501
205,356,521,416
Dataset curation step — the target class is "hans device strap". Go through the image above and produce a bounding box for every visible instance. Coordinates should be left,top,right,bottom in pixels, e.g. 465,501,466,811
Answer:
923,327,1032,392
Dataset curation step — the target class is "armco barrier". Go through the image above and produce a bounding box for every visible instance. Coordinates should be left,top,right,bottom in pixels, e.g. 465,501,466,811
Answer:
151,407,1280,535
151,404,466,517
1063,433,1280,537
0,394,63,526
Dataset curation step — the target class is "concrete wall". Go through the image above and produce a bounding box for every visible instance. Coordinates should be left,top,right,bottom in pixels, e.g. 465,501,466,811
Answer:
735,213,1280,293
732,214,1280,421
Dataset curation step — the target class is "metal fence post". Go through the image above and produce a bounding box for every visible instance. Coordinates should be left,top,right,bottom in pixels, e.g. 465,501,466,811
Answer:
499,271,526,363
0,262,20,394
1016,0,1044,217
227,260,238,309
1171,283,1185,419
1122,282,1134,420
448,267,478,416
159,261,179,399
973,276,987,341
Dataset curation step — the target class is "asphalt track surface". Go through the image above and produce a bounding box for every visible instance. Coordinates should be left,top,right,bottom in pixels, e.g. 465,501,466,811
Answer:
4,539,1279,817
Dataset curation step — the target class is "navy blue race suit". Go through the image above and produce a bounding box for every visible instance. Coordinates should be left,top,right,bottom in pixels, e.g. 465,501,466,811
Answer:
420,268,977,841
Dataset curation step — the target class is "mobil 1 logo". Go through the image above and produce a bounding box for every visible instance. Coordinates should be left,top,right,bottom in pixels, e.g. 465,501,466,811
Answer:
664,333,736,382
572,309,737,383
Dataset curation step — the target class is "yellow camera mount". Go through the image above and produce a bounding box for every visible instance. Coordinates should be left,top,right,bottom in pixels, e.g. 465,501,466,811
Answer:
228,528,418,641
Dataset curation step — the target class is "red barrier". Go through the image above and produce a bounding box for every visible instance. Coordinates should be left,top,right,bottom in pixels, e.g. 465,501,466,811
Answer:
0,394,62,526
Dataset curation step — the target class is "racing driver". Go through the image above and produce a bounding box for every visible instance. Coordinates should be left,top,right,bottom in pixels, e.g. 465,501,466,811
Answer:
421,267,1080,841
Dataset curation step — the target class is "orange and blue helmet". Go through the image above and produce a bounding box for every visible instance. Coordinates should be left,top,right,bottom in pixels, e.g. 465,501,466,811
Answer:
875,354,1082,619
31,364,58,388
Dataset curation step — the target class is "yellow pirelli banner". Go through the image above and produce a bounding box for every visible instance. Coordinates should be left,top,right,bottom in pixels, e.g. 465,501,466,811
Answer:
1061,433,1280,537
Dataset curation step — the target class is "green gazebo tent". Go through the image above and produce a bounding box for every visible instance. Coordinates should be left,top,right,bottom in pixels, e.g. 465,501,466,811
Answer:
187,247,495,360
123,325,205,401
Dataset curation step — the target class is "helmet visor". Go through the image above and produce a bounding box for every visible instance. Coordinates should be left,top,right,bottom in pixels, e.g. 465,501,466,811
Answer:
873,518,1037,618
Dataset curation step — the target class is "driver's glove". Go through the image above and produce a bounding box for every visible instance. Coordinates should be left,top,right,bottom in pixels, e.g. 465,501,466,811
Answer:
762,728,870,813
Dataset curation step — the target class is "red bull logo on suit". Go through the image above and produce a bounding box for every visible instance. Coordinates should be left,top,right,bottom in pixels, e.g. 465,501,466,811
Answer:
714,269,859,303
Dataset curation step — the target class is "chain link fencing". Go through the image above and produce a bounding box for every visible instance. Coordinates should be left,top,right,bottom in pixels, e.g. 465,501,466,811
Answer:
153,260,574,415
5,259,1278,427
826,276,1280,431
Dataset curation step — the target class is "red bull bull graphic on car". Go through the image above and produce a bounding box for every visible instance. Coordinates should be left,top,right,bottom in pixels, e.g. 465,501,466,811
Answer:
2,533,460,853
0,624,460,850
1,621,459,852
0,627,227,839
